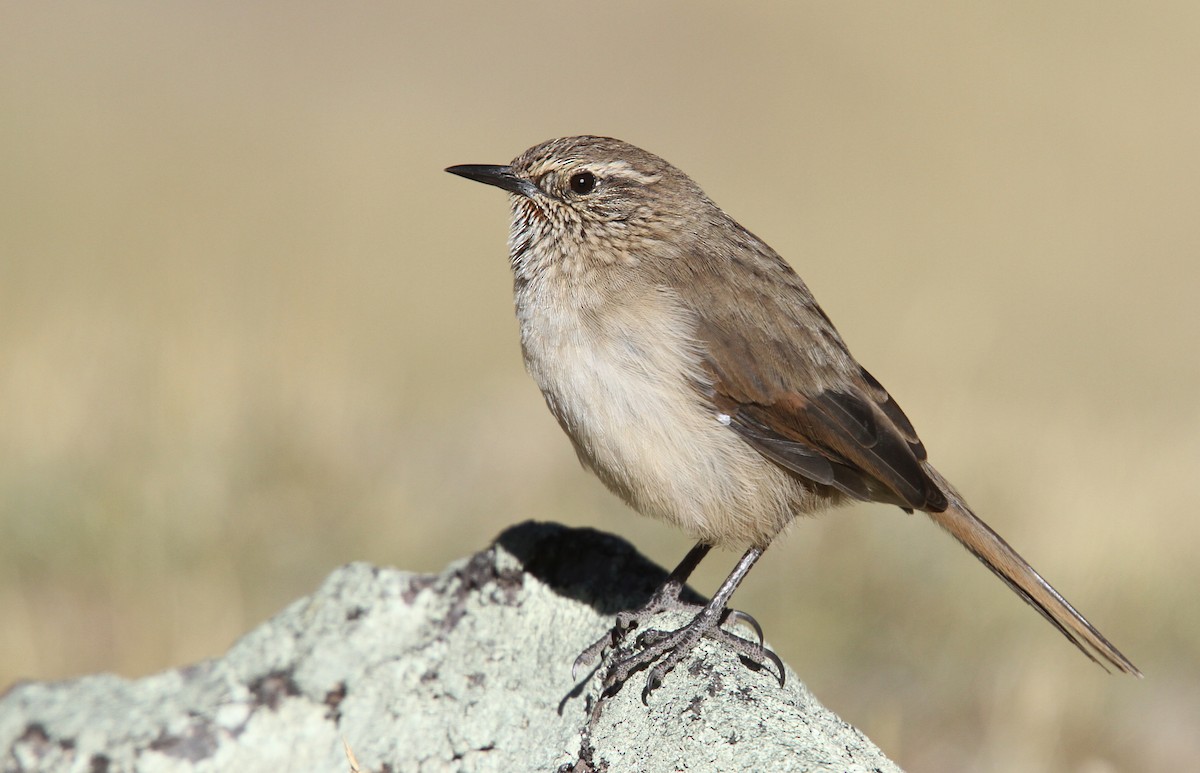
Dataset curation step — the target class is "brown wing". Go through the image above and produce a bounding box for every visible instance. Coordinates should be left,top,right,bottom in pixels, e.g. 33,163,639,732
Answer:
664,222,1138,674
715,370,948,513
665,217,948,513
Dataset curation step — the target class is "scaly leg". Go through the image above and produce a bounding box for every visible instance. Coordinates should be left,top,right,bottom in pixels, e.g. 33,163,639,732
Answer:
575,543,784,700
572,541,712,679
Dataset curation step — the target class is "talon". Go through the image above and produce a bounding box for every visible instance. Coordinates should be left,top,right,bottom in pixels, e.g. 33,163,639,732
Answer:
572,623,623,682
571,653,587,681
722,609,764,647
763,647,786,687
641,671,662,704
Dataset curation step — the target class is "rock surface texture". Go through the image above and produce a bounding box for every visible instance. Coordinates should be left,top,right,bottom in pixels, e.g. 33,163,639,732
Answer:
1,522,902,772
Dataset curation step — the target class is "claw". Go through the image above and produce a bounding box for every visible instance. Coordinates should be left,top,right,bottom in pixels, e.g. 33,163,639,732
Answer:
722,609,764,647
571,652,589,682
763,647,786,687
572,626,620,681
641,671,662,704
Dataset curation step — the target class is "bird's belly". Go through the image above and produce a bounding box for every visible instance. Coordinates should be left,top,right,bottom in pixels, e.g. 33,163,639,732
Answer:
519,295,808,547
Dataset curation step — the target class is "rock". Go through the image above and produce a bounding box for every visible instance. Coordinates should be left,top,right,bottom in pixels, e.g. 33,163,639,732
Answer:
0,522,902,772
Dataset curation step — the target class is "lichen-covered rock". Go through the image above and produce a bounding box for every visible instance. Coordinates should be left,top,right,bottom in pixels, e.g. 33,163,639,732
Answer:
0,522,902,772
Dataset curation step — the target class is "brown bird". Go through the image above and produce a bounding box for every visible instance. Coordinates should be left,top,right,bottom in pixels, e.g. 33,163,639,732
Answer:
446,136,1141,698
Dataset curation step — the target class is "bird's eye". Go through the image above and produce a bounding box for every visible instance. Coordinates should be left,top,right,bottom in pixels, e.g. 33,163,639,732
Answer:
569,171,596,195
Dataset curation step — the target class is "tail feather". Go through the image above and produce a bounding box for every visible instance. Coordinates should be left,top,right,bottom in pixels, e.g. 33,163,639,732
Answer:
923,465,1141,676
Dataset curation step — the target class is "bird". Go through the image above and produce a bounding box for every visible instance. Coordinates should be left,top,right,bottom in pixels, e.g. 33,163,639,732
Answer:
445,135,1141,699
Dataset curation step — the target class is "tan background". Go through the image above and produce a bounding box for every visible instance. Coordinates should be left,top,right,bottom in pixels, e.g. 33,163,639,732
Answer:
2,3,1197,771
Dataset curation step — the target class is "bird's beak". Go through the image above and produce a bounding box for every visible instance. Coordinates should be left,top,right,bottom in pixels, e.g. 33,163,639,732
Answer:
445,164,538,197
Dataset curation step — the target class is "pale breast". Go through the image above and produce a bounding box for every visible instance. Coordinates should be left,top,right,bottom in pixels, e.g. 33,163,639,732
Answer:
515,280,813,546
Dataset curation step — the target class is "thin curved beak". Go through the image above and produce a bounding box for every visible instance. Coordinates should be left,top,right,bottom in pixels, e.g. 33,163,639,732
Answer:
445,164,537,197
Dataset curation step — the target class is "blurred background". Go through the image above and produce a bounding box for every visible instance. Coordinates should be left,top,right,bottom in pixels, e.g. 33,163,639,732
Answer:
2,3,1197,771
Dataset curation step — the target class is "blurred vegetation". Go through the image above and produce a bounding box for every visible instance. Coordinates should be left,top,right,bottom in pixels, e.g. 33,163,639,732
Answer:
2,3,1198,771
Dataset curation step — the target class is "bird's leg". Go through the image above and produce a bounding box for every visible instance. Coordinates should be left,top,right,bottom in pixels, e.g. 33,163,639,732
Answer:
573,541,712,679
603,545,785,701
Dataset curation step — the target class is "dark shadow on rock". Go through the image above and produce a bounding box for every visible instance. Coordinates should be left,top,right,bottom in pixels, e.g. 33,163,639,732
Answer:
494,521,705,616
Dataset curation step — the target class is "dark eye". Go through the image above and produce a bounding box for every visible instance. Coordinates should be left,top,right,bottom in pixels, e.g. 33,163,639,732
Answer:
569,171,596,195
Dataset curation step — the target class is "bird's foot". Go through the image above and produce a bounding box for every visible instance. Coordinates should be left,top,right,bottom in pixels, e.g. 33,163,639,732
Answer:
606,606,785,702
574,593,783,701
571,586,702,680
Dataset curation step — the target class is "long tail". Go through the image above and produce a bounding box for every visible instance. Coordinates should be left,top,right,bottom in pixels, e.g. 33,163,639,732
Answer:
922,465,1141,676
